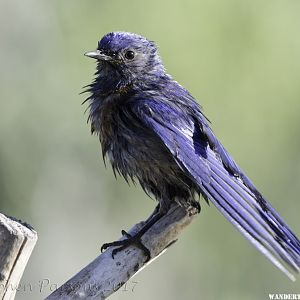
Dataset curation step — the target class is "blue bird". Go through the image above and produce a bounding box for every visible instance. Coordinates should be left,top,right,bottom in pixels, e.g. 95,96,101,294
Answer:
84,32,300,280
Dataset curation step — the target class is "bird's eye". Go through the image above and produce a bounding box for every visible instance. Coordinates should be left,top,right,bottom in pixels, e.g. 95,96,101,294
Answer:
124,50,135,60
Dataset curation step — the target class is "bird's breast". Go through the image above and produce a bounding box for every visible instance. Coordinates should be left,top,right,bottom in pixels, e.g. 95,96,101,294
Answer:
105,123,173,181
97,102,177,183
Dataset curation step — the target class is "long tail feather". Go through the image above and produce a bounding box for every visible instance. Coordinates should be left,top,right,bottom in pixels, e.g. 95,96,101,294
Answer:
203,149,300,280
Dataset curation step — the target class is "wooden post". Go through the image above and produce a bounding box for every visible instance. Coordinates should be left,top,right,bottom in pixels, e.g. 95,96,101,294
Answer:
0,213,37,300
46,204,198,300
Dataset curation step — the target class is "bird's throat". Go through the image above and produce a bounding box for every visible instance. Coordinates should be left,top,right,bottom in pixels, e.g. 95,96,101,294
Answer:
91,62,133,96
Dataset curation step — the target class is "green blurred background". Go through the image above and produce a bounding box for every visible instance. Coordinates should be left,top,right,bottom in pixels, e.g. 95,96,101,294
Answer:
1,0,300,299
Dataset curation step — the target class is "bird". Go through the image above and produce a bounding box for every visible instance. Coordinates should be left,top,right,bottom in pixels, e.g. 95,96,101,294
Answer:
84,31,300,280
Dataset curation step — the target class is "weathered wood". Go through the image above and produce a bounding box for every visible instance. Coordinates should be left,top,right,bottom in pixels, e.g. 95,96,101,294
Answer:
0,213,37,300
46,204,198,300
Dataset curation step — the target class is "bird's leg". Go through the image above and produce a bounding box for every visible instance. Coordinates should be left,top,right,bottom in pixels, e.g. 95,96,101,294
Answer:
189,199,201,214
175,197,201,215
101,204,165,262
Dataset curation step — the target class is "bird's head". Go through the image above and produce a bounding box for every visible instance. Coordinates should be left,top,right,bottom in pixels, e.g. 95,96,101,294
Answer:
85,32,165,83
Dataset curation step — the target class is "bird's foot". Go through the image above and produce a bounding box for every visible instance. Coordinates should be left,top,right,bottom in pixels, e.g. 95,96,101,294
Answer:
101,230,151,262
190,200,201,213
184,199,201,216
175,198,201,215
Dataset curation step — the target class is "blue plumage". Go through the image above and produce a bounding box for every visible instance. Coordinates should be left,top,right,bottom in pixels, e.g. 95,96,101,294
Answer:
84,32,300,279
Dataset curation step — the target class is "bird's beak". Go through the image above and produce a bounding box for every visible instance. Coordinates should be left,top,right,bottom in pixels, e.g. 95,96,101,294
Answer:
84,50,111,61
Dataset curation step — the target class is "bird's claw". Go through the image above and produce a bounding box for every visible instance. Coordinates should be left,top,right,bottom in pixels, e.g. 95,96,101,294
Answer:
121,230,132,238
101,230,151,262
192,201,201,213
101,242,111,253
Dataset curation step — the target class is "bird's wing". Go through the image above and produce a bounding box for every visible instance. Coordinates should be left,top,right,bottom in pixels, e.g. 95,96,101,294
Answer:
132,99,300,280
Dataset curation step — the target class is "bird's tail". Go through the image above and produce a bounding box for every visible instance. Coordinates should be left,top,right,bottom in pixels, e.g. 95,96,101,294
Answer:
202,149,300,280
136,100,300,279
